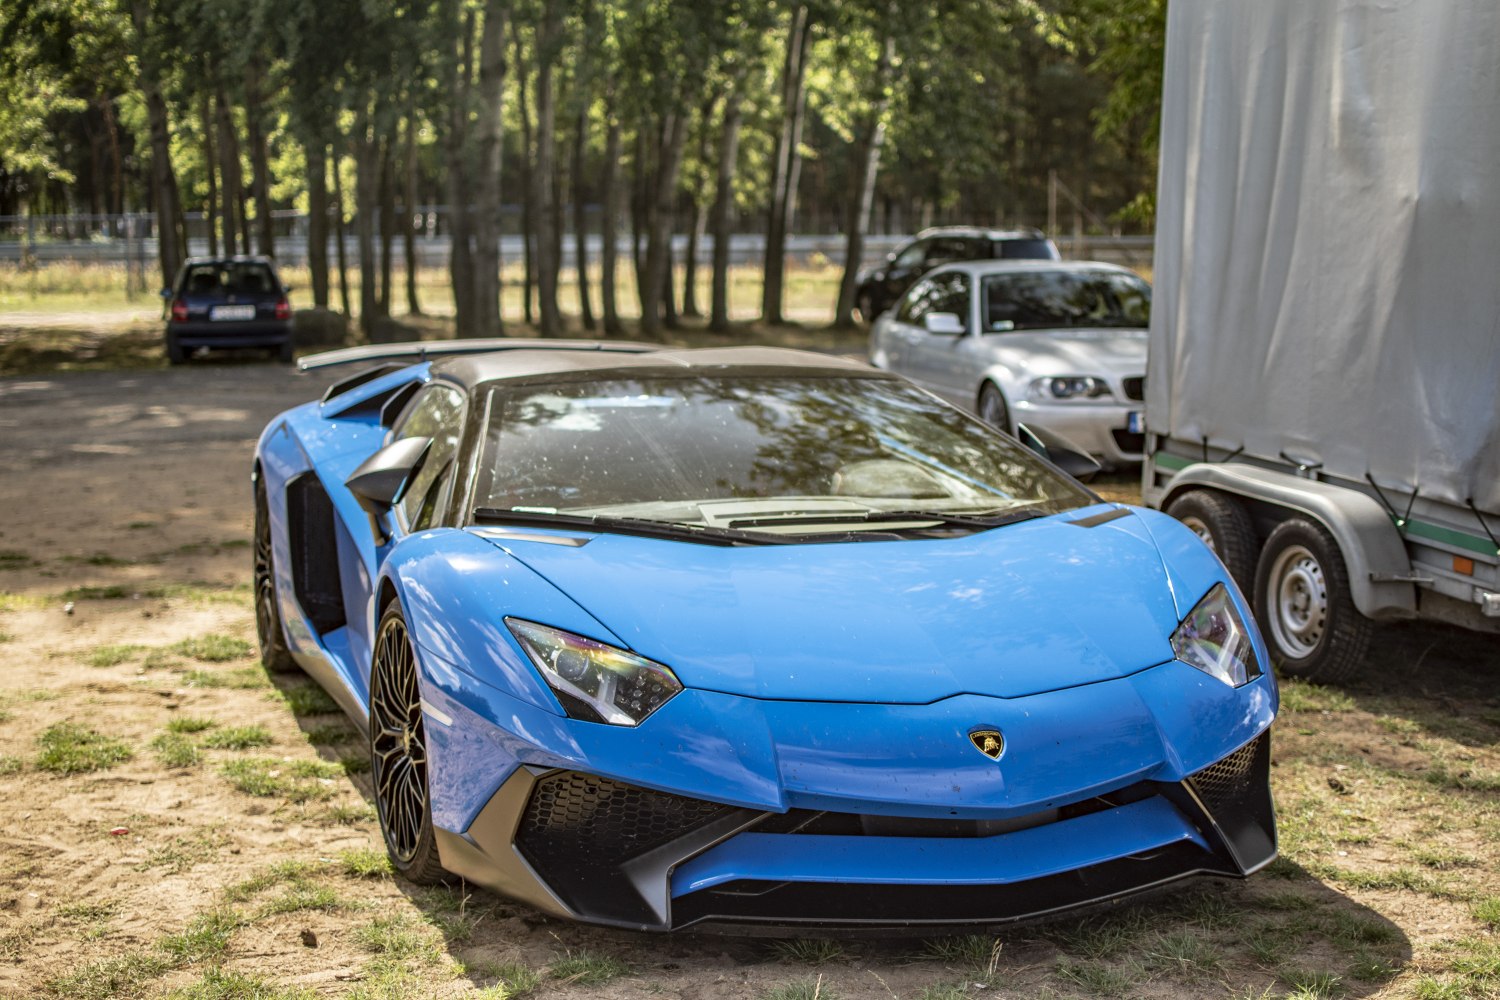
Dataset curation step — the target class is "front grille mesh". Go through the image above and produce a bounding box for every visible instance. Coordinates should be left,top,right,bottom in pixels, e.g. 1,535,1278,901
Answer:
518,771,735,859
1188,735,1264,812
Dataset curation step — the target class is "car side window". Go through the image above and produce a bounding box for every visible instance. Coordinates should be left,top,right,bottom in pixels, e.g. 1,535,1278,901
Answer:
891,240,926,270
924,238,975,266
897,278,937,323
394,384,466,532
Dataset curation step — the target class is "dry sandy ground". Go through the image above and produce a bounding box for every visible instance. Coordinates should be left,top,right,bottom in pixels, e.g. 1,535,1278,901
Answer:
0,361,1495,1000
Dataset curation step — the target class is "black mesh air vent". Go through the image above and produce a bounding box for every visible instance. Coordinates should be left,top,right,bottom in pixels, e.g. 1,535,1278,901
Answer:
518,772,737,862
285,473,346,635
1188,735,1265,812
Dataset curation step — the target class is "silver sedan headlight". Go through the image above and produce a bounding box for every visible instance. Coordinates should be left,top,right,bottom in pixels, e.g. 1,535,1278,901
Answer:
1028,376,1115,401
506,619,683,726
1171,584,1263,687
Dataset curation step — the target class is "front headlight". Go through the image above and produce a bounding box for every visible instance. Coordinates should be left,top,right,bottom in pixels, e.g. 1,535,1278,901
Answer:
1028,376,1115,401
1170,584,1262,687
506,619,682,726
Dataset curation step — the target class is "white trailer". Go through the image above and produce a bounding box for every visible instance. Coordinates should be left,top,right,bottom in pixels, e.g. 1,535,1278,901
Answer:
1143,0,1500,681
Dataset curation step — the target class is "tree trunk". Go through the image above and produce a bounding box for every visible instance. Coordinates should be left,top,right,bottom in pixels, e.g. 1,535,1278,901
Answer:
513,22,535,326
246,57,275,257
472,0,508,336
446,9,478,337
214,79,243,258
131,0,183,288
681,91,716,319
761,4,812,325
378,137,396,317
306,142,329,307
630,124,649,315
599,86,622,335
332,147,351,317
640,109,690,337
101,95,124,215
835,32,895,327
709,74,745,332
530,0,565,335
355,114,380,337
572,104,594,331
403,108,422,316
198,91,219,257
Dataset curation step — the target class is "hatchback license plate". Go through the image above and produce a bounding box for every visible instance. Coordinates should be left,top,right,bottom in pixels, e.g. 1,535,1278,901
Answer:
1127,411,1143,434
211,304,256,321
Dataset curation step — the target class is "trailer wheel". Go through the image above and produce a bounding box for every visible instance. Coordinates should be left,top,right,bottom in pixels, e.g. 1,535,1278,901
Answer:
1165,489,1257,592
1253,517,1371,683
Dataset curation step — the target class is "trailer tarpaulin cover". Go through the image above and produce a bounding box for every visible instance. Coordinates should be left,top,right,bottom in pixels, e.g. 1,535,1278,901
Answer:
1148,0,1500,513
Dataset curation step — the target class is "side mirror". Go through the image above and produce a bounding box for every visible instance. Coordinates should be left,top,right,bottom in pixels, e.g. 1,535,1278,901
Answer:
923,312,966,336
1015,423,1102,483
345,436,431,522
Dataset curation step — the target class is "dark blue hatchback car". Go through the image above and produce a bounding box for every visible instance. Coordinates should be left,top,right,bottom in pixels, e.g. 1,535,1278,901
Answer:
162,256,293,364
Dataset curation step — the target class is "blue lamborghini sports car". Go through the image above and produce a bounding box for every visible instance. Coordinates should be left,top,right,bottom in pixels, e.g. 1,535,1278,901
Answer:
254,341,1278,932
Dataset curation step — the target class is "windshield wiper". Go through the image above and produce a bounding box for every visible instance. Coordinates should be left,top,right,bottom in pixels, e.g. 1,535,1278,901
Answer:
723,507,1047,532
472,507,793,547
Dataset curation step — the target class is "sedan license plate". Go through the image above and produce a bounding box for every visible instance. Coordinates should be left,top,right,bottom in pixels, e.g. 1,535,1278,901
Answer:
1127,411,1144,434
211,304,257,321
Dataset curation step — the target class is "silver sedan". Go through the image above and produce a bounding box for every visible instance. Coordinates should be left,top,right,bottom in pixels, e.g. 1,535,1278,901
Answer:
868,260,1150,466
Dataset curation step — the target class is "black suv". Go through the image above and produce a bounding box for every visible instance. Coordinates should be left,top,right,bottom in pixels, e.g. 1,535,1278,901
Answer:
161,256,294,364
855,227,1059,321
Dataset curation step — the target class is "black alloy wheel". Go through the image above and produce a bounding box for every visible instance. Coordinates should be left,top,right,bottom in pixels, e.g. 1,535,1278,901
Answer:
253,476,299,673
370,604,446,883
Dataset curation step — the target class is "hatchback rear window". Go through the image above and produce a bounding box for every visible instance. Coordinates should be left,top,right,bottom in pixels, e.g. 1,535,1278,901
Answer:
181,263,279,297
995,238,1059,260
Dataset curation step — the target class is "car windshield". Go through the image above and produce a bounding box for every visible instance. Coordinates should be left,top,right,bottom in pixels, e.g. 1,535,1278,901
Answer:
181,262,278,298
982,270,1150,331
474,375,1091,536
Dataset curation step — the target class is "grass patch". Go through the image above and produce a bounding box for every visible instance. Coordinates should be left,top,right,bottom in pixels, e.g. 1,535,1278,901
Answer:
923,935,997,967
760,978,839,1000
281,682,339,715
159,908,243,964
1473,897,1500,930
1143,929,1222,981
0,549,36,569
218,756,343,801
338,846,392,879
0,755,22,775
162,968,316,1000
82,643,146,668
1280,968,1344,999
324,802,378,825
44,951,174,999
304,722,358,744
772,939,845,964
136,831,229,874
183,667,269,689
143,649,181,670
1278,678,1357,713
354,914,444,964
259,883,343,915
226,860,320,902
1056,959,1137,996
173,634,253,662
473,960,542,997
35,722,132,774
549,948,633,987
0,591,46,611
201,725,274,750
167,716,217,734
150,732,202,768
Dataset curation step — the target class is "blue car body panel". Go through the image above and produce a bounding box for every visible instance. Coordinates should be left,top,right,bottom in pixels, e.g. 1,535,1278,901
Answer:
253,353,1277,931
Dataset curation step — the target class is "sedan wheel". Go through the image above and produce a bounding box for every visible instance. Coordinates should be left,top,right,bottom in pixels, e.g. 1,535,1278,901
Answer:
978,383,1011,433
370,604,446,883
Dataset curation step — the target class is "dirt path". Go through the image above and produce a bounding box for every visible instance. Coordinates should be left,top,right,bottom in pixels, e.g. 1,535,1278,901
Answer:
0,362,1495,999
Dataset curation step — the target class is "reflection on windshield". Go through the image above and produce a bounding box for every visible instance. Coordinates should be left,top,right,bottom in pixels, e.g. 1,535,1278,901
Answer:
982,270,1150,331
476,376,1089,531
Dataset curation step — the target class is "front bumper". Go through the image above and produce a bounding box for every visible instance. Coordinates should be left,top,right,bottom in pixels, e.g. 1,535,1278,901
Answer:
423,661,1276,932
1009,399,1144,465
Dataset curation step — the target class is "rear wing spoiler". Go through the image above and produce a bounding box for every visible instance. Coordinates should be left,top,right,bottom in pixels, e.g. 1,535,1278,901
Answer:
297,338,659,372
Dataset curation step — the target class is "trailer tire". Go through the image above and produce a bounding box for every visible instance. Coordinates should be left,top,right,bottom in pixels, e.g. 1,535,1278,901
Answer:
1166,489,1257,593
1253,517,1371,684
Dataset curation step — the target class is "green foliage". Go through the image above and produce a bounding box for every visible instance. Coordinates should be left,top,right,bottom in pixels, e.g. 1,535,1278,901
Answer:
35,722,132,774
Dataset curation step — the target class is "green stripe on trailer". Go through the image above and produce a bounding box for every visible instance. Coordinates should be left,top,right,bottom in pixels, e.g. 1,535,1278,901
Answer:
1400,517,1500,557
1152,452,1194,472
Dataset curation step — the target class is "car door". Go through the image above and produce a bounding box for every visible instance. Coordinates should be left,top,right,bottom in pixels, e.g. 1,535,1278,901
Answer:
912,271,980,406
879,239,928,309
896,271,973,402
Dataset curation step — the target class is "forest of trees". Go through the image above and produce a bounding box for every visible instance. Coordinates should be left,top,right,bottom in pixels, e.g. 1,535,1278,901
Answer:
0,0,1163,335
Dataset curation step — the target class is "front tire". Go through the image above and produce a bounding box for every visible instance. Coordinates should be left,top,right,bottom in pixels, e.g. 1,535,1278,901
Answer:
1253,517,1372,683
978,382,1011,434
253,477,300,674
370,603,446,884
1166,489,1257,593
